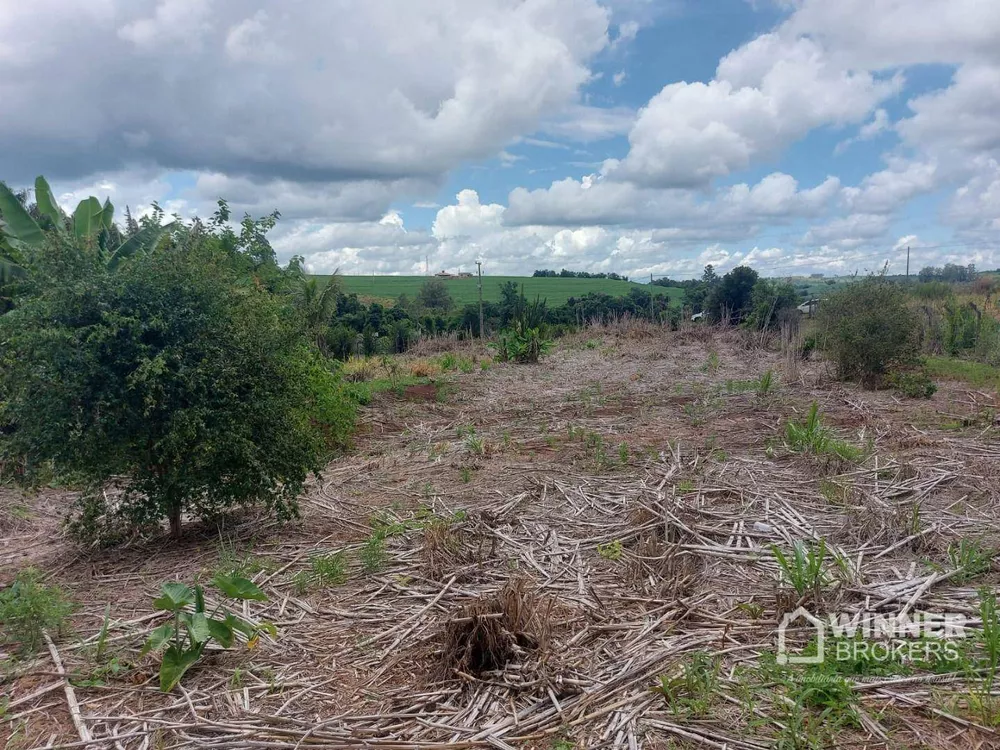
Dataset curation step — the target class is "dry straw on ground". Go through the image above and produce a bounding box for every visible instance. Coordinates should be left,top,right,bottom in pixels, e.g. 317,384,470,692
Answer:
2,324,999,749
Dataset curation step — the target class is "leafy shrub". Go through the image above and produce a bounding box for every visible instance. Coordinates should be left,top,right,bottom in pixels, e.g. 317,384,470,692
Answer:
0,243,340,539
944,302,981,355
142,575,275,692
818,277,920,387
886,370,937,399
0,568,74,654
490,286,553,363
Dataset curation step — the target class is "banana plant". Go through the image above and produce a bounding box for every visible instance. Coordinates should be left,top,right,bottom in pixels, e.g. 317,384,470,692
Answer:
0,176,176,276
141,575,276,692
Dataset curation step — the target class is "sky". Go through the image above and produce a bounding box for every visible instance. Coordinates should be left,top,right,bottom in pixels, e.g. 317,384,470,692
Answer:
2,0,999,280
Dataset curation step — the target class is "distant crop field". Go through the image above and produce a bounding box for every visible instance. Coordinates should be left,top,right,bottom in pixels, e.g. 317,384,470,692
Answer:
321,275,685,306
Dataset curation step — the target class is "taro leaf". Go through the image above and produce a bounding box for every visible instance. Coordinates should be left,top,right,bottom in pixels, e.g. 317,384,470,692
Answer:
224,613,256,638
213,574,267,601
182,612,211,645
207,617,234,648
153,582,195,612
159,645,202,692
140,623,174,656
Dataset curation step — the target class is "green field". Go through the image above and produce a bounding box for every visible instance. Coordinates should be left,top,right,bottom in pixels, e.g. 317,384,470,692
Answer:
323,275,684,307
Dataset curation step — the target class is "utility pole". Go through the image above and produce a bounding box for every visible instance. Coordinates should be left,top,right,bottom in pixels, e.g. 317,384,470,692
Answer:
649,273,655,321
476,260,484,340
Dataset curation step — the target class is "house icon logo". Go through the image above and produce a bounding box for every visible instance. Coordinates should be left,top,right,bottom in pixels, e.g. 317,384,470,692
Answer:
777,606,825,664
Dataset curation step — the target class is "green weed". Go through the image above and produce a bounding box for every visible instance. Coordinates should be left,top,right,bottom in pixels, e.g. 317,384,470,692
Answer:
0,568,74,655
361,534,388,574
142,575,275,692
597,540,623,561
785,402,865,462
653,651,720,718
772,539,830,599
948,539,994,582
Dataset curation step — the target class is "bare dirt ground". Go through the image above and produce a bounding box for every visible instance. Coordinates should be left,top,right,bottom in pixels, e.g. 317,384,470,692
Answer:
2,326,1000,749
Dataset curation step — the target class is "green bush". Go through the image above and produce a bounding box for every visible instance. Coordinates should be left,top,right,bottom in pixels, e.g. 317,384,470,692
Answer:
818,277,920,387
490,286,553,363
0,568,74,654
886,370,937,399
0,240,344,540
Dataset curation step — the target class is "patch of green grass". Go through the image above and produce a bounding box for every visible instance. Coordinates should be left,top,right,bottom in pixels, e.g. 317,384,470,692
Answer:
330,274,684,307
214,539,278,579
772,539,830,599
702,351,720,373
0,568,75,655
439,353,458,371
653,651,720,718
346,374,429,405
948,539,994,583
925,356,1000,391
465,434,486,456
361,534,388,574
597,540,623,561
294,551,348,593
785,402,866,462
459,467,473,483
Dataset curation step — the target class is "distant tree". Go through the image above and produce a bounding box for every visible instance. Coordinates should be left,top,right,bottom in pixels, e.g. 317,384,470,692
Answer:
294,272,341,352
745,279,799,330
706,266,759,322
702,264,720,286
416,279,454,312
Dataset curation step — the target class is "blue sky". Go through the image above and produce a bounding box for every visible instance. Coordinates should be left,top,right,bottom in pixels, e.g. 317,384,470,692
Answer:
4,0,999,278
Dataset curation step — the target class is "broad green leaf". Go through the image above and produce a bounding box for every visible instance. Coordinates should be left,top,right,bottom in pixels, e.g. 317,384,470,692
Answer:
224,613,256,638
159,644,202,692
0,254,27,283
213,574,267,601
34,176,66,232
182,612,211,644
106,221,176,270
100,198,114,230
153,582,195,611
206,617,234,648
0,182,44,247
73,196,103,239
140,623,174,656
